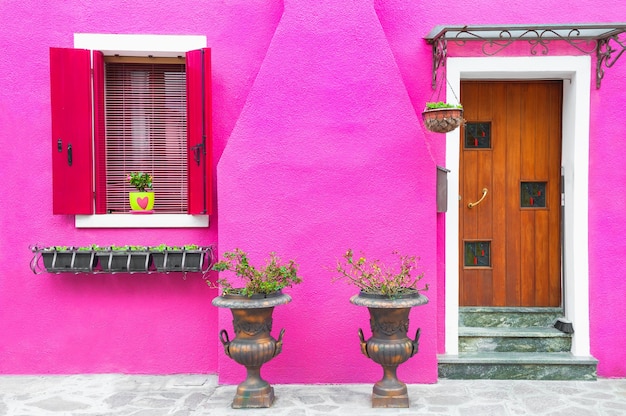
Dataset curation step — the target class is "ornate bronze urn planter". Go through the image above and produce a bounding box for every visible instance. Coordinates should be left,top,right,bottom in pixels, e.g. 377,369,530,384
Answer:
351,291,429,408
212,291,291,408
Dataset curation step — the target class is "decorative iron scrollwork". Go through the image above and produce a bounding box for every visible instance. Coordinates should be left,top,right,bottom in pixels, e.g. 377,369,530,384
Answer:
597,34,626,88
426,24,626,89
451,28,598,57
432,37,448,89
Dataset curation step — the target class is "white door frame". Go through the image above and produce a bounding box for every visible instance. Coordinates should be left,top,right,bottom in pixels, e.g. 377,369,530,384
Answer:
444,56,592,357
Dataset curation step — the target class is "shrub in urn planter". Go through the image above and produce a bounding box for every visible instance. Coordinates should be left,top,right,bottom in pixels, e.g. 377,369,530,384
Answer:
332,249,429,408
210,248,302,408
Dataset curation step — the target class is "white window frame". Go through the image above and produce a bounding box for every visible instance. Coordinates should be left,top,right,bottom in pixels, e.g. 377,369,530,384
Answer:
73,33,209,228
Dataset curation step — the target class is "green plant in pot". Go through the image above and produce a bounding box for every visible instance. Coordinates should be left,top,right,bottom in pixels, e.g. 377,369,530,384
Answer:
127,171,154,212
422,101,464,133
211,248,302,409
332,249,429,408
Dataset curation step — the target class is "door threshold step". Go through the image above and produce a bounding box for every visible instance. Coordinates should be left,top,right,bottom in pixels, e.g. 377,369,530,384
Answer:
459,327,572,353
460,327,569,338
459,307,564,328
460,307,563,313
439,352,596,364
438,352,598,380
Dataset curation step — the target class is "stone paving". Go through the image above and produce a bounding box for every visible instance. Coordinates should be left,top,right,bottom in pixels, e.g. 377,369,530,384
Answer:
0,374,625,415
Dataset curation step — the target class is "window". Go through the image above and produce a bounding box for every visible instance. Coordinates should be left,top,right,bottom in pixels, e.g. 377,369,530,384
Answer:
49,34,211,227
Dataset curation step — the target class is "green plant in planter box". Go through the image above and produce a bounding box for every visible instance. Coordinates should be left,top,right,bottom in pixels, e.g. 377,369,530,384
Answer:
39,246,73,271
96,245,150,272
72,245,98,271
37,245,98,272
211,248,302,297
150,243,205,272
332,249,428,299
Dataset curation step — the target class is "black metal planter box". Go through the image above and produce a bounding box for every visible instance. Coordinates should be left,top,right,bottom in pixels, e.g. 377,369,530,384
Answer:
40,250,97,273
31,245,213,275
96,251,152,272
151,250,206,272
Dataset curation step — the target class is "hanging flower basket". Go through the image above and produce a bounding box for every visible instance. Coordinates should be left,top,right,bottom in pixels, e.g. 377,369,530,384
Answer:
422,105,464,133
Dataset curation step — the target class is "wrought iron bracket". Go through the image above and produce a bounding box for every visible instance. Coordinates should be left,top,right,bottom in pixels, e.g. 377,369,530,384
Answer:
596,34,626,88
425,23,626,89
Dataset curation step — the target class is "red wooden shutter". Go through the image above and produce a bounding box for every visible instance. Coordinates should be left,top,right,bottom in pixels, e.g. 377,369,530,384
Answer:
93,51,107,214
50,47,94,215
186,48,212,215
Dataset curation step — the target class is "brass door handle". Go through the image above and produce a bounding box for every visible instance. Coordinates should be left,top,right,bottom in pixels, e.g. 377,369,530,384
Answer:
468,188,488,208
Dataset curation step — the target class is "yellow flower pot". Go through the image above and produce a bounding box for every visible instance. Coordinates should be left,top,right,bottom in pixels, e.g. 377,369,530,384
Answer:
129,191,155,212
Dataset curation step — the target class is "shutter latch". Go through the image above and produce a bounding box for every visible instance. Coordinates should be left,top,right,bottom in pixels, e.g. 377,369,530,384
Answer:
191,143,204,166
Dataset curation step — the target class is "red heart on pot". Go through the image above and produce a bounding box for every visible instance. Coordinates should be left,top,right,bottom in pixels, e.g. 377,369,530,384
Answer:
137,197,149,209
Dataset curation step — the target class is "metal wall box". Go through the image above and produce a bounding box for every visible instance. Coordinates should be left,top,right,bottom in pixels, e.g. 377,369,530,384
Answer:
437,166,450,213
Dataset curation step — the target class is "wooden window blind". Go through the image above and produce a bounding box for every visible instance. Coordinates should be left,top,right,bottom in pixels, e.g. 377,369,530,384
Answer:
104,60,187,213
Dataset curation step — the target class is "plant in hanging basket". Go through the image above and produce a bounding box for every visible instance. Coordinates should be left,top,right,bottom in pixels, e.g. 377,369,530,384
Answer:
422,102,464,133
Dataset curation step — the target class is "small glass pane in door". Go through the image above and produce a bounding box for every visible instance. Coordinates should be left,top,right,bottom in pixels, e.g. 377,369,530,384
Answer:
464,122,491,149
464,241,491,267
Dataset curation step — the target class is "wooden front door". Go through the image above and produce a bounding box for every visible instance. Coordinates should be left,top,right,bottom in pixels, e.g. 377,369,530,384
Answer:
459,81,562,307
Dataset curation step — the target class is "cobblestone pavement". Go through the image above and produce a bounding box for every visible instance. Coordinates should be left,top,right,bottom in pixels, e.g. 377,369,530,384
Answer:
0,374,625,415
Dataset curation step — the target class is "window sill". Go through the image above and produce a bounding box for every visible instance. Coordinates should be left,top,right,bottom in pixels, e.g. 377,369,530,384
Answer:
75,214,209,228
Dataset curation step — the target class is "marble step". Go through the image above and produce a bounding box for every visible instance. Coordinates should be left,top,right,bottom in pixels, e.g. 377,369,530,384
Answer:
459,326,571,353
438,352,597,380
459,307,563,328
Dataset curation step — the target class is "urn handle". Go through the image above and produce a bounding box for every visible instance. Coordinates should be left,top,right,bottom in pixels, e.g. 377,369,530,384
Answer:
273,328,286,358
410,328,421,357
358,328,369,358
219,329,232,357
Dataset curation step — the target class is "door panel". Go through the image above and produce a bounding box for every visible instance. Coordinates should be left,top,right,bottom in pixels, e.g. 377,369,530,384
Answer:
459,81,562,307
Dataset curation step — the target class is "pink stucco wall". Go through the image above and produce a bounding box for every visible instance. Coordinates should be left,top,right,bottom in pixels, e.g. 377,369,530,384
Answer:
0,0,624,381
588,56,626,377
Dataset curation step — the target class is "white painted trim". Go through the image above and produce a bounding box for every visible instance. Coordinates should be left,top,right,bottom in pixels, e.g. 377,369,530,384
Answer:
73,33,209,229
74,33,207,57
76,214,209,228
445,56,591,357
